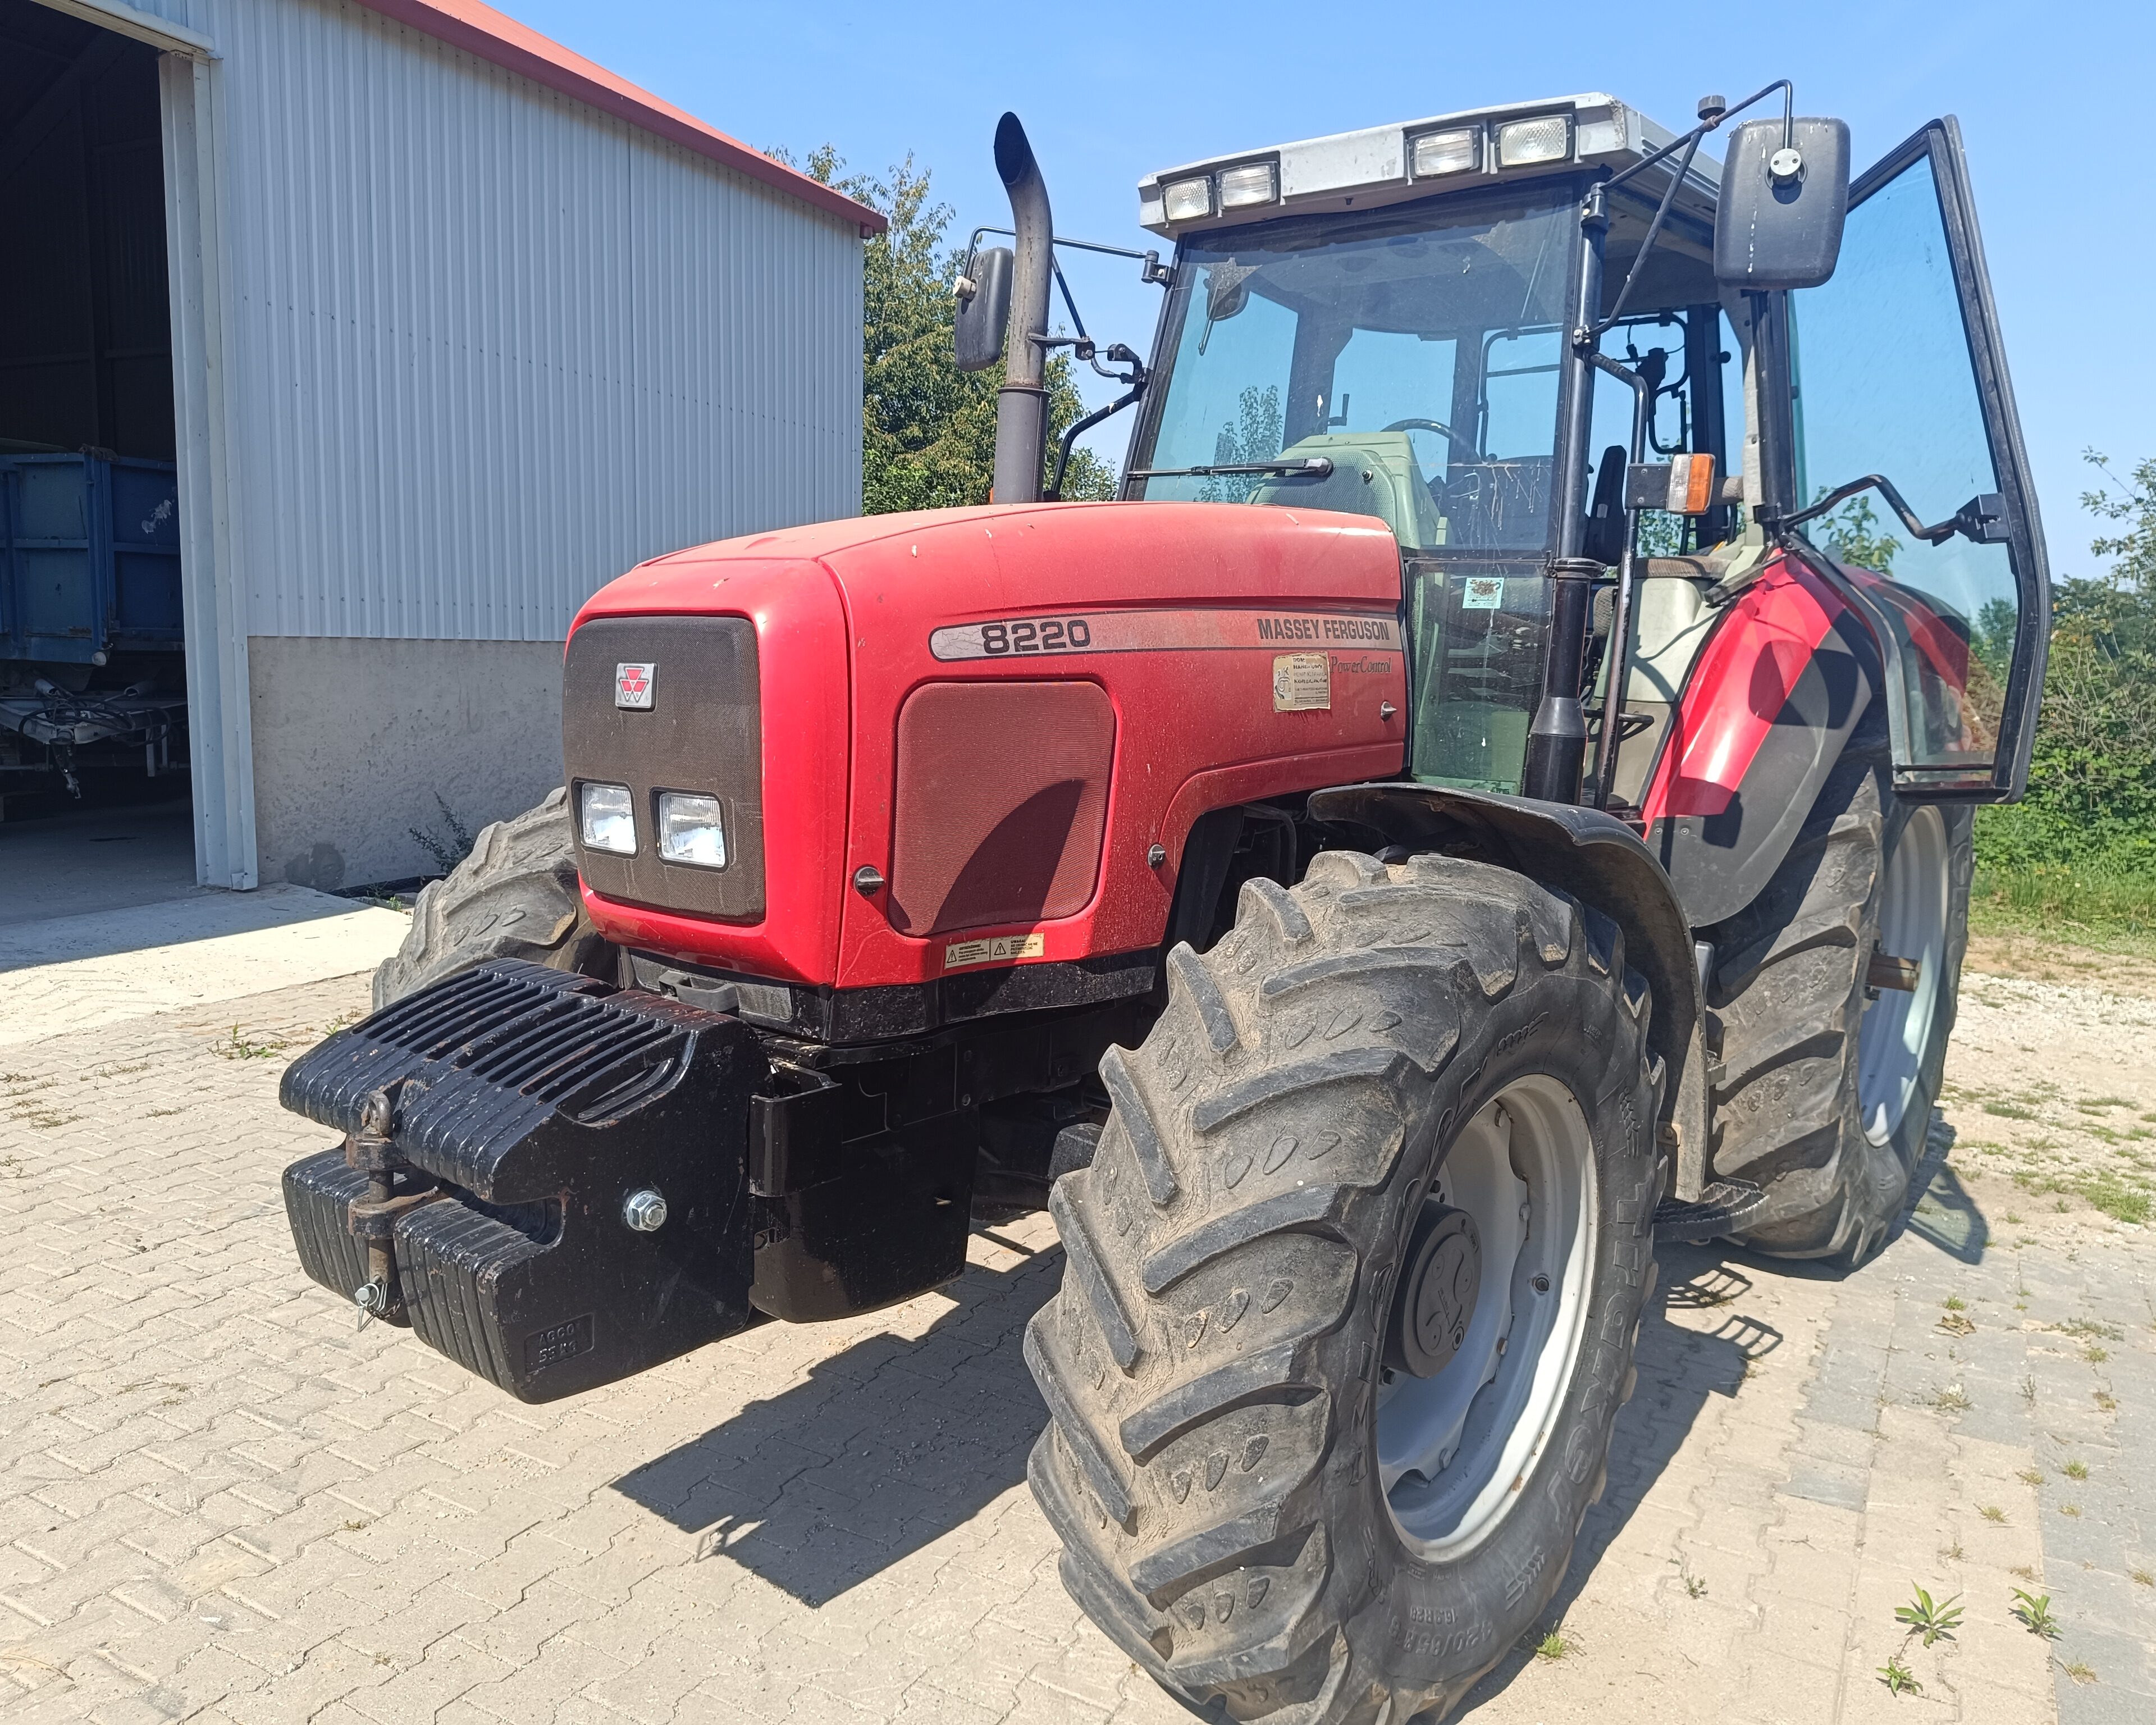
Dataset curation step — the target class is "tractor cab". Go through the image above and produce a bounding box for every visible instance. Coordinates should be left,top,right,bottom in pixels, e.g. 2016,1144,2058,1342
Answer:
1116,92,2049,819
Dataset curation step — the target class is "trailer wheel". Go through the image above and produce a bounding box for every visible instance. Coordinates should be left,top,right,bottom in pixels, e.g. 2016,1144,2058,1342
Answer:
1027,851,1661,1724
371,788,618,1009
1705,757,1971,1263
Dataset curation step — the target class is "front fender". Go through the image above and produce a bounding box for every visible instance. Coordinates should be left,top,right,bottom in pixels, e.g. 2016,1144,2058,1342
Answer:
1307,782,1709,1198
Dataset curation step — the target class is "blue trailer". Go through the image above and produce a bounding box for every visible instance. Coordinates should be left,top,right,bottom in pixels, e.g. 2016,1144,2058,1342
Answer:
0,453,183,664
0,453,188,801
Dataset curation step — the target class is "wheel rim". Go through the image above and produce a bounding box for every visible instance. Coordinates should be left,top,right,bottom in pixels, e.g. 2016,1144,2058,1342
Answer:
1857,806,1949,1147
1376,1077,1598,1560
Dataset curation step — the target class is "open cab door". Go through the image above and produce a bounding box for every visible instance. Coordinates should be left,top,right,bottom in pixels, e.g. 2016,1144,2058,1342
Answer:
1786,118,2050,799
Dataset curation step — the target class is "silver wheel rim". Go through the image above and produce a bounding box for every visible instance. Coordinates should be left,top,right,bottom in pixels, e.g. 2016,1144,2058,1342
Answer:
1376,1077,1598,1560
1858,806,1949,1147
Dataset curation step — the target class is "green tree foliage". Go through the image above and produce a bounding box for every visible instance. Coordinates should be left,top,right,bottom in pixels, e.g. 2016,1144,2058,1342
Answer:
780,146,1113,512
1198,385,1283,502
1819,492,1902,573
1977,451,2156,880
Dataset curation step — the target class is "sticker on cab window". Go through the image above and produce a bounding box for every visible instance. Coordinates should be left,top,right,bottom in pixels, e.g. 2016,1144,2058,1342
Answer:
1460,577,1505,610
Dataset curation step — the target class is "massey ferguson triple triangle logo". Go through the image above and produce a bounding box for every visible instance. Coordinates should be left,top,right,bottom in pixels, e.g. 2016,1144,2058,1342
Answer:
614,663,655,710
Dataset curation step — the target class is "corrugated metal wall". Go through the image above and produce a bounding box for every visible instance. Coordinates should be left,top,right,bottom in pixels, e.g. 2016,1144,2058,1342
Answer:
139,0,864,643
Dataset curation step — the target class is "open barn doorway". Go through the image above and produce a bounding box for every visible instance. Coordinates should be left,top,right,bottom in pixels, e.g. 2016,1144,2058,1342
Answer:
0,0,192,921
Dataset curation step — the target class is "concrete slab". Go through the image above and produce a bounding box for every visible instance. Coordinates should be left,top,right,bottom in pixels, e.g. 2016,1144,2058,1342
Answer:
0,799,198,928
0,884,407,1050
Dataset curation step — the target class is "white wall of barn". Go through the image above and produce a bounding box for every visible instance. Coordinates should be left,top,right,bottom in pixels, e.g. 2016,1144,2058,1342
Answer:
164,0,865,642
93,0,866,886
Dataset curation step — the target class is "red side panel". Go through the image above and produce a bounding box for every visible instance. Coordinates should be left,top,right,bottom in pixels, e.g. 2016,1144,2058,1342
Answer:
821,505,1406,988
1639,554,1848,825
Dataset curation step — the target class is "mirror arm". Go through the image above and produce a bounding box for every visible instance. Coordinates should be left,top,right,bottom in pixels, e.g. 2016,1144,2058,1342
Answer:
1591,78,1796,344
1046,375,1147,502
1780,473,2005,547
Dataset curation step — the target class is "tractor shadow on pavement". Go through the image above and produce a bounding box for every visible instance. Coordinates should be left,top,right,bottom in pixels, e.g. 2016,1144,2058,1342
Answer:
1459,1238,1789,1715
609,1234,1066,1607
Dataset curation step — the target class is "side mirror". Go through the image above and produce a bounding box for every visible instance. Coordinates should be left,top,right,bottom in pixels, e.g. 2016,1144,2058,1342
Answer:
1714,116,1851,291
953,246,1013,373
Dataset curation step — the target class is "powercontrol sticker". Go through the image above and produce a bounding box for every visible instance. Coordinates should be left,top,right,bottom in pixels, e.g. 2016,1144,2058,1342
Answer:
1272,652,1331,711
943,932,1046,970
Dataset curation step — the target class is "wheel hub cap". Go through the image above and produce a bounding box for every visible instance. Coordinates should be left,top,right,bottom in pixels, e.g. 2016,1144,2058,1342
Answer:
1387,1206,1482,1379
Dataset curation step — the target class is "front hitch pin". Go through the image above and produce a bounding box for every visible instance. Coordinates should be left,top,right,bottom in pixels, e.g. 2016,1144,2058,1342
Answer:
353,1280,387,1330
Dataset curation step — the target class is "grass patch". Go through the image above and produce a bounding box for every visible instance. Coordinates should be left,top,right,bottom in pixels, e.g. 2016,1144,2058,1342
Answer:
2010,1588,2059,1638
1985,1101,2040,1121
212,1025,291,1061
1972,862,2156,952
2080,1174,2151,1225
1877,1656,1921,1697
1980,1504,2008,1524
2064,1459,2090,1481
1533,1628,1568,1660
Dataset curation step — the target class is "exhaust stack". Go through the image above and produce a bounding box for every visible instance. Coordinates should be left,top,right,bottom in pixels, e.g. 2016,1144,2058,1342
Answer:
991,113,1053,504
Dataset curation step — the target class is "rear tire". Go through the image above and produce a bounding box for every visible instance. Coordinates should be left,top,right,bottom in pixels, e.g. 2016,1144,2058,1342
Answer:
1027,851,1661,1724
1705,755,1971,1263
371,787,618,1009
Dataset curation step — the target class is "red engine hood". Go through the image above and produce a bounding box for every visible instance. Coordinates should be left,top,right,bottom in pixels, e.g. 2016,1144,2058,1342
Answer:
569,500,1407,991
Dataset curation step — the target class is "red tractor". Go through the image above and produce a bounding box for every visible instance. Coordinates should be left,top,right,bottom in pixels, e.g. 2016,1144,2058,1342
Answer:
281,85,2048,1724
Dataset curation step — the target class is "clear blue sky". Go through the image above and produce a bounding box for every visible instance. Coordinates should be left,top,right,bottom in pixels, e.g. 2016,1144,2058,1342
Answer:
510,0,2149,578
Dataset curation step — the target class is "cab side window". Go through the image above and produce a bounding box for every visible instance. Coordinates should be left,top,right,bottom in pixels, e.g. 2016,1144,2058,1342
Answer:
1788,127,2047,793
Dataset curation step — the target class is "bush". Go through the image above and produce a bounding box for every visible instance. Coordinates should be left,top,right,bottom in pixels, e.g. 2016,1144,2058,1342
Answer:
1971,451,2156,937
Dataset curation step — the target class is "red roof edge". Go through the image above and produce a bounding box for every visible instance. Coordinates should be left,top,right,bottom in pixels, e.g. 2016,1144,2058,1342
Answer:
363,0,888,236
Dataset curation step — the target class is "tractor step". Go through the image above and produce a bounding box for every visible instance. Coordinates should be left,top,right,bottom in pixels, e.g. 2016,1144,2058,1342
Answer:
1653,1178,1767,1243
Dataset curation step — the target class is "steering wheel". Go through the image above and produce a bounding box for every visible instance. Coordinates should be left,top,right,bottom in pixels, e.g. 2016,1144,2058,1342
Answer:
1381,417,1486,462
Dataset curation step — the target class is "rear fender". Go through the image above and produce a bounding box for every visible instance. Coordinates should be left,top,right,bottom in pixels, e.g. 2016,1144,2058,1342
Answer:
1637,555,1882,928
1305,783,1707,1197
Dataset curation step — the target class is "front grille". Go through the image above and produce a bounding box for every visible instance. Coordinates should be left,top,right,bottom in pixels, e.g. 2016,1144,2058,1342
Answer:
562,615,766,921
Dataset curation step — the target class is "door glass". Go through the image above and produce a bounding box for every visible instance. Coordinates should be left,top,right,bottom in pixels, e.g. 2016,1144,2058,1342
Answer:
1789,153,2016,777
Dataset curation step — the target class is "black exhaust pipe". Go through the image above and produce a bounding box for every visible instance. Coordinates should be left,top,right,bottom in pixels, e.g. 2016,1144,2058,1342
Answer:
991,112,1053,504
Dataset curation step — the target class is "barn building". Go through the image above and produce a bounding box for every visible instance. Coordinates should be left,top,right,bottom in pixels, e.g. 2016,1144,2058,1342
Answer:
1,0,876,891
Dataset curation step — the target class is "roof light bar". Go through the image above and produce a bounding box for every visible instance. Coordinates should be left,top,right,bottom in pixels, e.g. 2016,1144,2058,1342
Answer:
1216,161,1278,210
1495,113,1572,168
1409,126,1480,179
1161,175,1213,222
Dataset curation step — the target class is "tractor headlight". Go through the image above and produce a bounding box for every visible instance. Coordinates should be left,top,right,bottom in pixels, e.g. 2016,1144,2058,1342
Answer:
1162,175,1213,222
579,782,637,855
1495,115,1572,168
1217,161,1277,210
1410,126,1480,179
656,792,727,869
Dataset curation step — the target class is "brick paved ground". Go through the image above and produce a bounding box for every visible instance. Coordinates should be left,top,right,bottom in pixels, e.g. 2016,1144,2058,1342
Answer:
4,952,2150,1724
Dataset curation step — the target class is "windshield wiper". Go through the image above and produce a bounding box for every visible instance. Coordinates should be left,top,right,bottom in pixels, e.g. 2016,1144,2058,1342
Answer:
1127,457,1334,481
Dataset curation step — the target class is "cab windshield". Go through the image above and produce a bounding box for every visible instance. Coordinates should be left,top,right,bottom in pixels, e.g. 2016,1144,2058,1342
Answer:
1126,185,1579,553
1127,186,1580,791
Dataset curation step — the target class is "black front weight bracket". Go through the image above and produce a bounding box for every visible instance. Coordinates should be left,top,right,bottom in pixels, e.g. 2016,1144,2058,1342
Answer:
279,960,983,1403
280,960,768,1403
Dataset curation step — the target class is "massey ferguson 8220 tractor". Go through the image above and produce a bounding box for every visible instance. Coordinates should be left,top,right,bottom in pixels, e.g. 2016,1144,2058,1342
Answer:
280,84,2049,1723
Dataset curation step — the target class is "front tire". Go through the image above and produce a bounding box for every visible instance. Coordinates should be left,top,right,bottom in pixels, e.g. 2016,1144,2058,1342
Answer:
1027,851,1662,1724
372,787,618,1008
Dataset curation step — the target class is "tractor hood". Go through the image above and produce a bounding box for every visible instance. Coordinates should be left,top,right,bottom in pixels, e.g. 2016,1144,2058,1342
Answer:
563,500,1407,1007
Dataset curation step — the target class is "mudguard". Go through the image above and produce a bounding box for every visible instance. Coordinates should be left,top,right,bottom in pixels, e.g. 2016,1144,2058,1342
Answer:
1305,782,1707,1193
1637,554,1883,928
